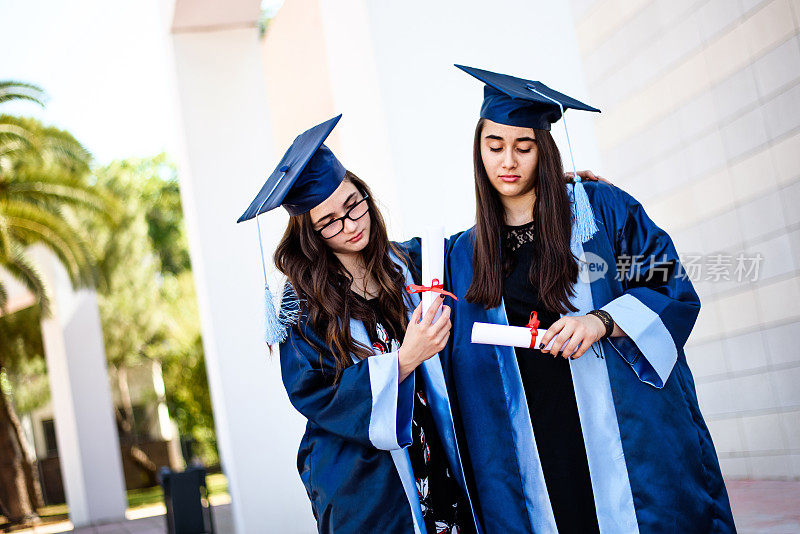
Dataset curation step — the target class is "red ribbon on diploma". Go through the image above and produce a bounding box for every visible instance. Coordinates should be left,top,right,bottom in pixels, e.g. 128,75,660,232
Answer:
527,311,540,349
406,278,458,300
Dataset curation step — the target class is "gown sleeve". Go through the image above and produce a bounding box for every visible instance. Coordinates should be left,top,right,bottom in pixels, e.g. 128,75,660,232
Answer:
279,314,415,450
600,190,701,389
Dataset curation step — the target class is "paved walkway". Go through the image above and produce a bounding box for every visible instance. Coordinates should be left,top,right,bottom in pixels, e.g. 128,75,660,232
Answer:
11,480,800,533
11,496,233,534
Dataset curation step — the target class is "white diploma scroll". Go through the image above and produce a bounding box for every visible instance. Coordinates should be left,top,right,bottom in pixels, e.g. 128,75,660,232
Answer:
421,226,446,320
471,322,556,350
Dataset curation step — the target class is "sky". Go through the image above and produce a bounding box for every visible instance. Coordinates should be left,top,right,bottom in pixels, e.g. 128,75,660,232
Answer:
0,0,179,165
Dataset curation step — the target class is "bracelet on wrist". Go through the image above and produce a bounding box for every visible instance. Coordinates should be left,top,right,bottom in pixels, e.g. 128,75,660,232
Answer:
588,309,614,339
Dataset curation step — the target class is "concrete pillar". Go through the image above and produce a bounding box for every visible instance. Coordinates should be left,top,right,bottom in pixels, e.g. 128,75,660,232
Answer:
167,21,314,534
34,246,127,527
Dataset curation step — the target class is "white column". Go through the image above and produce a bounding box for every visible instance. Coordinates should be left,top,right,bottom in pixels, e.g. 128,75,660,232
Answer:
34,246,127,527
315,0,403,235
316,0,601,240
167,26,314,534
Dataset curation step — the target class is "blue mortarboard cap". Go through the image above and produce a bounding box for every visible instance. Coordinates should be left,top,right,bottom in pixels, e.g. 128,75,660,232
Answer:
237,114,346,222
456,65,601,245
455,64,600,130
237,114,345,347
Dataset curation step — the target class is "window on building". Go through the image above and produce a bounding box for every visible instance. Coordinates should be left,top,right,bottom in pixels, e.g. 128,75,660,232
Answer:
42,419,58,456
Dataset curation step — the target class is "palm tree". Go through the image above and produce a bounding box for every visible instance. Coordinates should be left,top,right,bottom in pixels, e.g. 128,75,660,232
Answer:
1,120,118,314
0,81,118,527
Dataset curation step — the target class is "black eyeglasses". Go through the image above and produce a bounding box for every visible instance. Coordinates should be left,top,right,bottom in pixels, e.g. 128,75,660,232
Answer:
316,194,370,239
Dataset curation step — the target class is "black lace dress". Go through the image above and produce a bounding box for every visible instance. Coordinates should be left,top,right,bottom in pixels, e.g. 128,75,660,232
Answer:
353,292,474,534
501,221,600,534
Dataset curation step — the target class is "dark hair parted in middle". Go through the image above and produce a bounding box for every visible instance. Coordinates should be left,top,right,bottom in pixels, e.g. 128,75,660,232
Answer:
274,171,411,378
464,118,579,313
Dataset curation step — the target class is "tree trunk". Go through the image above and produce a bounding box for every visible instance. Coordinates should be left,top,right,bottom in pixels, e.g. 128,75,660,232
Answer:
0,386,40,526
2,381,44,511
115,368,158,487
0,494,12,522
117,367,134,438
114,409,158,487
21,456,43,511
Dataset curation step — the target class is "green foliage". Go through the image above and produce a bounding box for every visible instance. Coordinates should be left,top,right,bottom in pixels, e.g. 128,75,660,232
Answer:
142,168,190,276
88,158,166,369
0,82,109,520
0,81,111,416
0,304,49,413
0,115,92,176
161,331,218,466
86,155,218,465
38,473,228,517
4,356,49,415
0,108,112,316
0,81,46,107
126,472,228,510
0,80,218,467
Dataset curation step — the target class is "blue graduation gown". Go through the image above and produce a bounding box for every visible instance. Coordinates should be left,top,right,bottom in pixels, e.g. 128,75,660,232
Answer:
443,182,736,533
279,242,480,534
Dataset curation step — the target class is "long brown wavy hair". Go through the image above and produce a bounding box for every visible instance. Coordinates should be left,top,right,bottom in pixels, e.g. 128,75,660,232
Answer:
274,171,410,377
465,118,578,313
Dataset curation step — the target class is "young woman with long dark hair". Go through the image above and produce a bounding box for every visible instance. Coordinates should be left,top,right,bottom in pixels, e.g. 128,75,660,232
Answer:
443,67,736,533
238,115,479,533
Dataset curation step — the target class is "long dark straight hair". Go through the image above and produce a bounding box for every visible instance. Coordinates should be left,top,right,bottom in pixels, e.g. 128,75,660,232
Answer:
274,172,410,377
465,118,578,313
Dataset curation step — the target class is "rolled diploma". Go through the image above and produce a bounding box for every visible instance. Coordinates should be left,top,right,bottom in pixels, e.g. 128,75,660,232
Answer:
421,226,445,320
471,322,558,351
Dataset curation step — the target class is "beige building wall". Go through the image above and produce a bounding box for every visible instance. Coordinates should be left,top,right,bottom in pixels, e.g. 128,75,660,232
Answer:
261,0,338,153
259,0,405,236
570,0,800,479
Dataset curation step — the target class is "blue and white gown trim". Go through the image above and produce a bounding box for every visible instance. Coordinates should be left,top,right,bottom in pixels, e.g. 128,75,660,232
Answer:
353,251,481,534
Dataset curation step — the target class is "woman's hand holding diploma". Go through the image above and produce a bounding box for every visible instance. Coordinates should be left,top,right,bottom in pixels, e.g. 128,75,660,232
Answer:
538,314,610,359
471,314,626,359
398,296,451,382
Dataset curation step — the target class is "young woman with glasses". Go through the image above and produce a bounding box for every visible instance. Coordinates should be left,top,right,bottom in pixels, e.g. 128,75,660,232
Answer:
270,136,479,531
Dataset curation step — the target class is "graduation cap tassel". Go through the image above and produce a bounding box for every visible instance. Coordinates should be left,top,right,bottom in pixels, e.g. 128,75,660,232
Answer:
238,117,344,348
278,282,302,327
526,84,598,245
254,171,293,346
256,214,288,345
571,174,597,245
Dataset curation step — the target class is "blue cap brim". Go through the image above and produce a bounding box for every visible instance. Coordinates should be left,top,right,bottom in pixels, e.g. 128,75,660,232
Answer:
237,114,344,223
